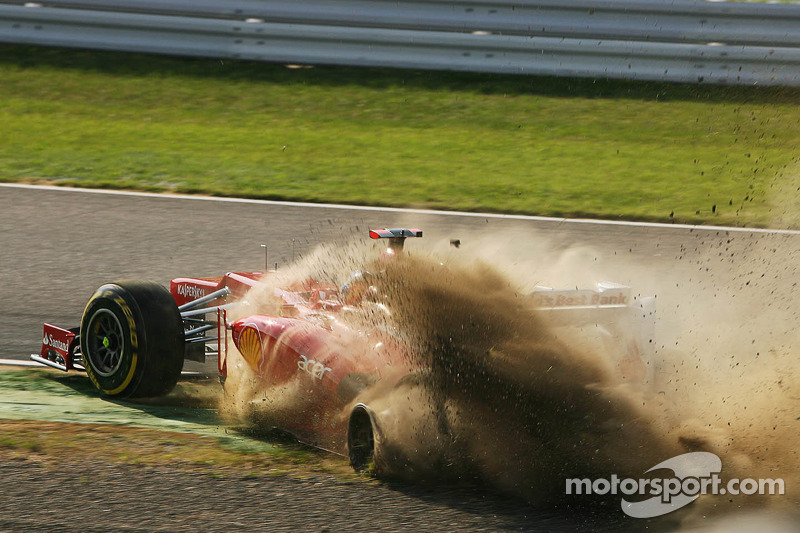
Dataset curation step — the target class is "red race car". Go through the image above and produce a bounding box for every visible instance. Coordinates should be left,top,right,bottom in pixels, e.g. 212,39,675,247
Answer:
32,227,654,471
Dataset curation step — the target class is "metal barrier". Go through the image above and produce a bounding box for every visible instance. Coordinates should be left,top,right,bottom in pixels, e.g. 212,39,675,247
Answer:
1,0,799,86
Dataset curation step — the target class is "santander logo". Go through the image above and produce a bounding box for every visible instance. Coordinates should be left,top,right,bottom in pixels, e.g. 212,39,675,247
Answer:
43,333,70,352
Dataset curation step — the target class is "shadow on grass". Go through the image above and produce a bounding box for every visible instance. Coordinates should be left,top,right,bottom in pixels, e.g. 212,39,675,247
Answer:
45,371,223,428
2,44,798,105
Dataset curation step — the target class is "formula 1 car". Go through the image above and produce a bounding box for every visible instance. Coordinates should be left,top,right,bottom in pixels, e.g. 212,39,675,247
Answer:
32,228,655,471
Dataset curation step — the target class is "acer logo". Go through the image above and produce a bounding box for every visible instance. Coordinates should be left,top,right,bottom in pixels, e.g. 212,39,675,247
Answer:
43,334,70,352
177,284,206,299
297,355,332,380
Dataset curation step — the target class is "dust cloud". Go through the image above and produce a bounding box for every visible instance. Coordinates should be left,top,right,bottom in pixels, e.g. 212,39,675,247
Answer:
219,229,798,525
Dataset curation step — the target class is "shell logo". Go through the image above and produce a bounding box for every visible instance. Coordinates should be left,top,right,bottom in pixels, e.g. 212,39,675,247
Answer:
238,326,264,370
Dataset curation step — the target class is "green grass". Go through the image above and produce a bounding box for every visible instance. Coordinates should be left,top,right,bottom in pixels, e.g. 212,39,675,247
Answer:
2,45,799,227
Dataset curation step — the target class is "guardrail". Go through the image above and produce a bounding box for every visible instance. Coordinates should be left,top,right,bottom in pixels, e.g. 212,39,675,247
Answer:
1,0,799,86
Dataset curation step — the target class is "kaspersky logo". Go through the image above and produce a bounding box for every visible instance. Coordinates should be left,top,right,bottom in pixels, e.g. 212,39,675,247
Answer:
177,284,206,299
43,333,70,352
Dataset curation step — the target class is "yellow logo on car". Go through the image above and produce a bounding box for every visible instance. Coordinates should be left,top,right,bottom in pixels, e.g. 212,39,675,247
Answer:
238,326,263,370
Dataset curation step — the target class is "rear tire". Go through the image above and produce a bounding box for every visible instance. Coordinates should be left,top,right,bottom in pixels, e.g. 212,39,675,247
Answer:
347,404,376,472
80,280,184,398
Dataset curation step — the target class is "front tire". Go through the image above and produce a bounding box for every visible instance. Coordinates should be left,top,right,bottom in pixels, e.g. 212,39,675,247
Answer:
80,280,184,398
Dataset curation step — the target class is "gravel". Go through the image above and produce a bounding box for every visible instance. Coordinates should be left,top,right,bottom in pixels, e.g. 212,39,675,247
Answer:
0,459,635,532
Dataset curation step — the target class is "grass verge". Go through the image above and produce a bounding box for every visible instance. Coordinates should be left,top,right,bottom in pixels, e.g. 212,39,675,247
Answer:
0,367,357,480
1,45,799,227
0,420,355,480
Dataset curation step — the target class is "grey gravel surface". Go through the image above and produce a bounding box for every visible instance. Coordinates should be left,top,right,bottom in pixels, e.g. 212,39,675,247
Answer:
0,459,635,532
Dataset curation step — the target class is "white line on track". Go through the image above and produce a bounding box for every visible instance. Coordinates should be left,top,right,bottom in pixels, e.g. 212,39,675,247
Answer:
4,182,800,236
0,359,43,367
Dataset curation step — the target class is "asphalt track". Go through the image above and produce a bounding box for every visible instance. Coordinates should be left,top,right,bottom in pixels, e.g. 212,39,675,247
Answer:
2,182,798,365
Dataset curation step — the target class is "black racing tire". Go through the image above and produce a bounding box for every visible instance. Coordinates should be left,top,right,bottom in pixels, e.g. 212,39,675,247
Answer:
347,404,376,472
80,280,184,398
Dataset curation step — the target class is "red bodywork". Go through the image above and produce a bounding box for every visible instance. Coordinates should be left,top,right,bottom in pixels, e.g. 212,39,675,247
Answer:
170,271,263,307
170,266,412,450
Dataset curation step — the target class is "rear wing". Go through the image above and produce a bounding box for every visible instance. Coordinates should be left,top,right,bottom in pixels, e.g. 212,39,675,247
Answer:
531,281,632,312
531,282,656,384
369,228,422,251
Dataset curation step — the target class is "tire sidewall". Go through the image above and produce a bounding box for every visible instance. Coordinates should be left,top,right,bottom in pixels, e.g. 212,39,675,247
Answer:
348,403,378,472
81,284,146,397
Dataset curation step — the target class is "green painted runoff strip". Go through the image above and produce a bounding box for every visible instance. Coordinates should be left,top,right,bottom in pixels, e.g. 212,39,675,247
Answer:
0,367,230,438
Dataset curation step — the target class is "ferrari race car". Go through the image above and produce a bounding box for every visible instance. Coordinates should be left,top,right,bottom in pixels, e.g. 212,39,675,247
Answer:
32,228,655,471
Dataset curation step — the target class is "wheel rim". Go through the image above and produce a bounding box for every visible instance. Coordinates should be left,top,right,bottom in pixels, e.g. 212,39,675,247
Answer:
86,308,125,377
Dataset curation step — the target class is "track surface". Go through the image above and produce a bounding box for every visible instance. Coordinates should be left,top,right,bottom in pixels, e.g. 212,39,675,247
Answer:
1,184,798,532
6,183,792,363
